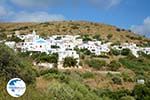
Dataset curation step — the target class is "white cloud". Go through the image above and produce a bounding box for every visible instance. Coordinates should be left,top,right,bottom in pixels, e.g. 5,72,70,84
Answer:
131,17,150,37
0,6,65,22
0,6,9,16
88,0,122,9
10,0,121,9
10,0,64,8
11,11,65,22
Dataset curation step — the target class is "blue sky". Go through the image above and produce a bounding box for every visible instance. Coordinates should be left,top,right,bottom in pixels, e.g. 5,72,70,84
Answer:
0,0,150,37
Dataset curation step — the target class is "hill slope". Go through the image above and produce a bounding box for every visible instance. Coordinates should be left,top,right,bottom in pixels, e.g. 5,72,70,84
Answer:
0,21,149,44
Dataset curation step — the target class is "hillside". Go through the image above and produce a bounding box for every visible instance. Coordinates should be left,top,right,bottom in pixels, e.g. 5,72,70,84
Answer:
0,21,150,100
0,21,149,44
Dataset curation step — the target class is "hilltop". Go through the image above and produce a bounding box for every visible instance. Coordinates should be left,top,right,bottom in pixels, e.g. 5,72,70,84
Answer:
0,21,149,44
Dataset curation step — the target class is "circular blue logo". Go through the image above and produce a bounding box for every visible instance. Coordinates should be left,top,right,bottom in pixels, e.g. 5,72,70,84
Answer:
6,78,26,97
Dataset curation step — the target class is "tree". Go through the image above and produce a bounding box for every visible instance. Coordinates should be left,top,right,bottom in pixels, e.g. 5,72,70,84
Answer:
121,48,130,56
111,49,120,56
0,44,36,84
7,35,23,43
63,57,78,67
0,33,7,40
116,28,121,32
35,53,58,64
51,45,60,48
132,84,150,100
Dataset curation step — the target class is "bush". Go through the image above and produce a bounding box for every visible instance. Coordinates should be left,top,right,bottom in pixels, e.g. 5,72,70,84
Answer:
116,28,121,32
119,56,150,73
0,44,36,84
80,48,91,55
94,89,131,100
0,33,7,39
122,71,135,82
112,76,123,85
63,57,78,67
121,29,126,31
107,34,113,39
39,68,59,76
36,53,58,64
93,34,101,40
7,35,23,43
111,49,120,56
81,72,94,79
121,48,131,56
120,96,135,100
79,61,83,66
82,35,92,42
87,59,106,70
132,84,150,100
111,41,121,46
51,45,60,48
138,51,150,59
108,60,121,71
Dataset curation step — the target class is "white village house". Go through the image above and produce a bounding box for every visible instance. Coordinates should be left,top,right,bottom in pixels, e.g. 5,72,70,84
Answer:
78,41,111,56
4,30,150,69
15,31,81,68
112,43,150,57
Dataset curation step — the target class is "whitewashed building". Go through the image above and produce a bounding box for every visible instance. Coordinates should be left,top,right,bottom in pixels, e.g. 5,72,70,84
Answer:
5,41,16,49
5,30,150,68
78,41,111,56
142,47,150,55
112,43,142,57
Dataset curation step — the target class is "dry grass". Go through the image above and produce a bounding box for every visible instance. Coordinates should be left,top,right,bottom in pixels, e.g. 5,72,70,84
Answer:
0,21,149,44
83,73,135,91
36,77,50,90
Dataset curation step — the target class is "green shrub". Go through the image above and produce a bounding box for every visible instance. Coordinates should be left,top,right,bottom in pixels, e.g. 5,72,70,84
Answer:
51,45,60,48
121,48,131,56
87,59,106,70
111,41,121,46
122,71,135,82
0,44,36,84
93,34,101,40
35,53,58,64
40,68,59,76
81,72,94,79
132,84,150,100
79,61,83,66
63,57,78,67
80,48,92,55
82,35,92,42
108,60,121,71
111,49,120,56
0,33,7,39
107,34,113,39
116,28,121,32
112,76,123,85
94,88,131,100
119,56,150,73
120,96,135,100
7,35,23,43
